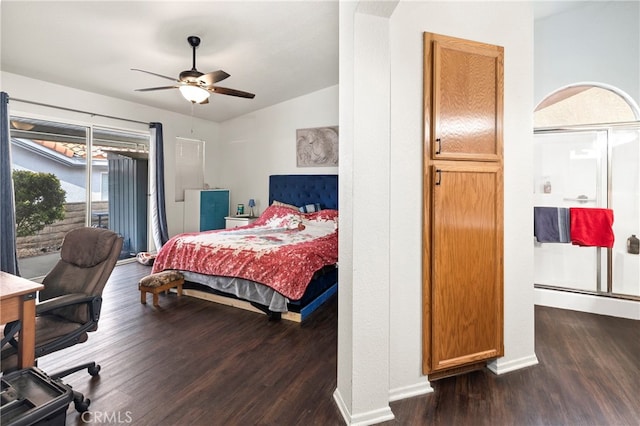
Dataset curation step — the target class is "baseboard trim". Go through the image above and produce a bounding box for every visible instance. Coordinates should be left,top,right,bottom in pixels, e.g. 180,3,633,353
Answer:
333,389,350,425
333,389,395,426
535,287,640,320
487,354,539,375
389,379,433,402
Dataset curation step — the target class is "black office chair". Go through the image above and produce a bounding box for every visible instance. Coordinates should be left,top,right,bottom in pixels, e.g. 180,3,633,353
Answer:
1,227,123,412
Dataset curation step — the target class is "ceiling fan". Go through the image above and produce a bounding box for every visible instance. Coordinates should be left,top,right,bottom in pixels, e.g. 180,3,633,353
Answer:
132,35,255,104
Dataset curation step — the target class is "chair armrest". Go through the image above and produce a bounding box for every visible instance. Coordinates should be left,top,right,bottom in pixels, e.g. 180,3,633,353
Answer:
3,294,99,349
36,293,97,314
36,293,103,322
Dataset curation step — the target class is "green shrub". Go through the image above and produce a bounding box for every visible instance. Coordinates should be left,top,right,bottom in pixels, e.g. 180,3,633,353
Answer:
13,170,66,237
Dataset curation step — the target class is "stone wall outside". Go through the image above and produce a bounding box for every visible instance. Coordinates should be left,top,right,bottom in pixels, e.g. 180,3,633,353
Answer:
17,201,109,258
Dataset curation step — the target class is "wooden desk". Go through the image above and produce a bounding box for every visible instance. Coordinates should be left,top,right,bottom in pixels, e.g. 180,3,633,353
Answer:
0,271,44,368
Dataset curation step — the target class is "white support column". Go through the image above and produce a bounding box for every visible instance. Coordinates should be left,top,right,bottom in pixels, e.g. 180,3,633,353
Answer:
335,2,398,425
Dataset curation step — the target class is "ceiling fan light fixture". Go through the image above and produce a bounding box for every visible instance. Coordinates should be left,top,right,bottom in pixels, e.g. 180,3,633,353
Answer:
133,36,254,102
179,85,210,104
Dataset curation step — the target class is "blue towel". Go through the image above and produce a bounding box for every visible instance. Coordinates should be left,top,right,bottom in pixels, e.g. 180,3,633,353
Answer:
534,207,570,243
557,208,570,243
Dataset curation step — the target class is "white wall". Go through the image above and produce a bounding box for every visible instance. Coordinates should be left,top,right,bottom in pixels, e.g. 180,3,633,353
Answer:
390,0,539,399
336,1,538,424
2,71,219,240
217,86,338,214
534,1,640,106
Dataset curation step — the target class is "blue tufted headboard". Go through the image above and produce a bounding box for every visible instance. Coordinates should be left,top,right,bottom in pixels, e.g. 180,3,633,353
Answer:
269,175,338,210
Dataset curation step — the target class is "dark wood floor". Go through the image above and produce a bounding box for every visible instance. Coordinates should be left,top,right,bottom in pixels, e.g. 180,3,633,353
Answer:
32,262,638,425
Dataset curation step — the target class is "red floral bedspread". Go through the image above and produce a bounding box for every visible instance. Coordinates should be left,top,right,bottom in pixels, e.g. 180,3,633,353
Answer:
152,205,338,300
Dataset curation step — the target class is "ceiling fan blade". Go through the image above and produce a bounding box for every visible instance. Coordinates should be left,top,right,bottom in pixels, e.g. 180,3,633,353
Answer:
131,68,178,82
210,86,256,99
134,85,179,92
198,70,231,86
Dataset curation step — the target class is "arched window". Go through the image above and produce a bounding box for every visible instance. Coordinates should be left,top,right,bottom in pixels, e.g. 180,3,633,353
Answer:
534,83,640,128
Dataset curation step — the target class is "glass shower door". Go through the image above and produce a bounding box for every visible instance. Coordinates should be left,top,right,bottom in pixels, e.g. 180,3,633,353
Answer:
533,130,608,292
610,127,640,297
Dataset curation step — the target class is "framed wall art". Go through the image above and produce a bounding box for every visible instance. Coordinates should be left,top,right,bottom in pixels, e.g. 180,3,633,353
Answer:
296,126,339,167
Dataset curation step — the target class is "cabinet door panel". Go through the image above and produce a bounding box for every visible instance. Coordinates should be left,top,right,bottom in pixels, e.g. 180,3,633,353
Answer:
431,38,503,161
423,32,504,377
430,164,503,372
200,190,229,231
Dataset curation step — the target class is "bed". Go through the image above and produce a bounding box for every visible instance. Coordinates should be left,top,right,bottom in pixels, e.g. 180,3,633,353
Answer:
153,174,338,322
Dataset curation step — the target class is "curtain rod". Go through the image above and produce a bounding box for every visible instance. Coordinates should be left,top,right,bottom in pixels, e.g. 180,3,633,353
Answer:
9,97,150,126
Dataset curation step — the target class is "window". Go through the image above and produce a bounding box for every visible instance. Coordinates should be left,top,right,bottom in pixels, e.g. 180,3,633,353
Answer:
174,137,205,202
535,84,639,128
10,116,149,278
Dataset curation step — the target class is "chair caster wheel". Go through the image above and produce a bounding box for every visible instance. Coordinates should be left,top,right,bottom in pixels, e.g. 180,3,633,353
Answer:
74,398,91,413
88,364,101,376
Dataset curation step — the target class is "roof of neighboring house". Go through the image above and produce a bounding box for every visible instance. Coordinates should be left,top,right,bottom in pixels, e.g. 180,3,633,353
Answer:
10,119,150,164
32,140,108,160
11,138,146,168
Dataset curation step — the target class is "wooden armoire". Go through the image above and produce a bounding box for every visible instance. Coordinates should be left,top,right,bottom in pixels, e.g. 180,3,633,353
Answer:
422,32,504,379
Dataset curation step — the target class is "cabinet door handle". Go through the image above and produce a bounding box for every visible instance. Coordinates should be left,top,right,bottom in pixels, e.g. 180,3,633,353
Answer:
435,169,442,186
435,138,441,155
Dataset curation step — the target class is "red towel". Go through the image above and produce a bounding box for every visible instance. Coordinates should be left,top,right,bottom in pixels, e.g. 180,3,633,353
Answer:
569,208,614,248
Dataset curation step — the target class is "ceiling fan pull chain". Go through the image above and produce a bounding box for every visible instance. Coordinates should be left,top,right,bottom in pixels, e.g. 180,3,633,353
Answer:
190,104,195,134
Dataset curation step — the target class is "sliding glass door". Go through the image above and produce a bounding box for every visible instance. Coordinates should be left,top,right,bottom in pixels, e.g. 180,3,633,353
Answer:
93,127,150,256
9,116,149,279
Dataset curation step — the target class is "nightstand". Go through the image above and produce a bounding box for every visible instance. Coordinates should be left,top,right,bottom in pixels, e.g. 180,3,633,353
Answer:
225,216,258,229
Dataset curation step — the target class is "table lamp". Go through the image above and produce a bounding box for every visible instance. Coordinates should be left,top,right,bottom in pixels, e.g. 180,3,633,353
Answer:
248,199,256,217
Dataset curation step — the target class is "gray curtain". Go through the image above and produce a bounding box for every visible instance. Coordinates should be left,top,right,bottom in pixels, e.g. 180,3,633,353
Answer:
0,92,20,274
149,122,169,250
